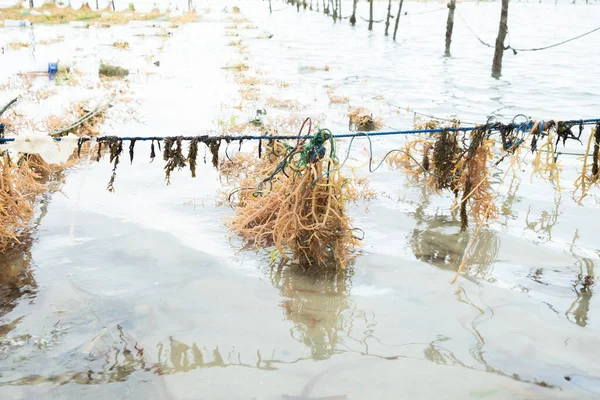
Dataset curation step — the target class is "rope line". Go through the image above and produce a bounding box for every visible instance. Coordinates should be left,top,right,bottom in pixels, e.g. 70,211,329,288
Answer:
405,7,447,16
1,118,599,144
457,9,600,53
386,102,477,125
509,25,600,52
456,9,494,48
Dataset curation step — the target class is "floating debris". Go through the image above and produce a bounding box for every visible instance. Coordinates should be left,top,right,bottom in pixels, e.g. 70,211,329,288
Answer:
222,62,249,71
99,63,129,78
348,107,382,131
112,41,130,50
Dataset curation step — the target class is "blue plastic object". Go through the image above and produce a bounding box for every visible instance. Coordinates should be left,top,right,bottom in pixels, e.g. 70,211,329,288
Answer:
48,62,58,80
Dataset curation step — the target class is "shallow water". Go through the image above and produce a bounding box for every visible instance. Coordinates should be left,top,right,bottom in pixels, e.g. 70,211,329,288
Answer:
1,1,600,399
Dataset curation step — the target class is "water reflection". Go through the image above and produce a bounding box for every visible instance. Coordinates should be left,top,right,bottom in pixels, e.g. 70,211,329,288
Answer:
499,175,522,228
524,194,561,243
566,230,596,328
270,264,352,360
0,238,39,377
408,188,501,281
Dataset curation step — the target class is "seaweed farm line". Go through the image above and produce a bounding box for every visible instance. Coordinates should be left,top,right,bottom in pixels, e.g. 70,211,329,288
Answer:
1,0,600,399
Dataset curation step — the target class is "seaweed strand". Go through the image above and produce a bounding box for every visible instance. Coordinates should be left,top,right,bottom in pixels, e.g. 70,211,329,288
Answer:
164,136,187,184
189,137,199,178
129,139,137,164
106,137,123,192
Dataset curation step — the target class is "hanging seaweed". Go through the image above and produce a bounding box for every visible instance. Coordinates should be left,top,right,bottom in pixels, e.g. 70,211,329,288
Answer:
76,137,85,158
150,139,158,162
386,137,434,184
532,121,562,190
573,123,600,204
105,136,123,192
592,123,600,178
422,142,432,172
163,137,174,161
163,136,187,185
432,128,460,191
129,139,137,164
460,175,472,232
96,141,103,162
454,128,497,232
258,138,263,159
555,121,583,147
206,138,221,169
230,126,359,269
188,137,199,178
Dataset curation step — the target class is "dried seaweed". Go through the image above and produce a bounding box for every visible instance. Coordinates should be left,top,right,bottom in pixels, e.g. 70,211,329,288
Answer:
432,129,460,191
454,129,497,232
460,175,472,232
188,137,199,178
163,137,187,185
206,138,221,169
150,139,158,162
555,121,582,147
105,137,123,192
163,137,174,162
129,139,137,164
96,141,103,162
77,137,85,158
348,107,382,132
422,143,431,171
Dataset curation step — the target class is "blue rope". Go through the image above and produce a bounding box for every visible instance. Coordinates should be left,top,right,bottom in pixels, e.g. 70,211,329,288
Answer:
0,118,598,144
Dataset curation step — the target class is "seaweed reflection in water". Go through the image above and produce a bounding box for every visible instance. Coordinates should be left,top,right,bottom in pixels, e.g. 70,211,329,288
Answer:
269,263,357,361
0,195,50,354
566,230,596,328
524,194,561,243
0,242,37,341
408,188,501,282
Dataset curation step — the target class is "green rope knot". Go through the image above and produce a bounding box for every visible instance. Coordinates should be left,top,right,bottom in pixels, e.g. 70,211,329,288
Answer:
298,129,335,167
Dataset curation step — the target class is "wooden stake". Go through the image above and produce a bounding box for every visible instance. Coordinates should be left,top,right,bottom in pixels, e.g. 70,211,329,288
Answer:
444,0,456,56
384,0,392,36
393,0,404,41
350,0,357,25
368,0,374,31
491,0,509,78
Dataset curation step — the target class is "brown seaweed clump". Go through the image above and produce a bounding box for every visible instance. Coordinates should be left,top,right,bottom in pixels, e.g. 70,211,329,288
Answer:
348,107,382,132
388,126,497,232
230,128,358,269
0,154,46,252
431,129,461,192
112,41,130,50
453,129,497,231
99,63,129,78
386,138,433,184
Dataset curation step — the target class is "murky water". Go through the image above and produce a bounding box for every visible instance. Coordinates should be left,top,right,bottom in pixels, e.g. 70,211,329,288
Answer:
1,1,600,399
